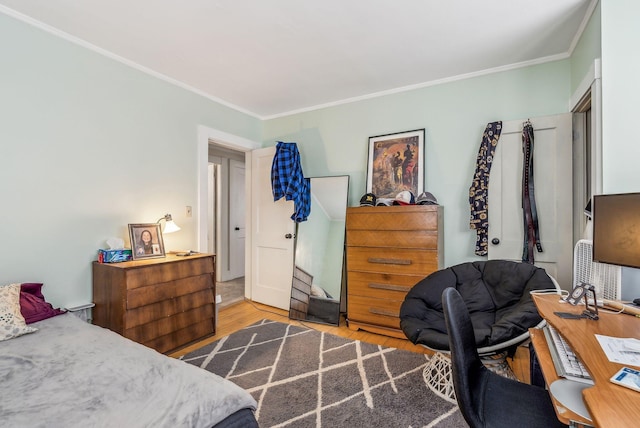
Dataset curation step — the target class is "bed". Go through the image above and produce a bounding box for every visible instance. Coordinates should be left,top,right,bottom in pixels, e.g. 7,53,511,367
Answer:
0,283,258,427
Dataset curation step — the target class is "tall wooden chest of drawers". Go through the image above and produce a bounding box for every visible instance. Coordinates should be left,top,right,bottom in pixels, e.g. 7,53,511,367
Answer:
346,205,443,338
92,253,216,353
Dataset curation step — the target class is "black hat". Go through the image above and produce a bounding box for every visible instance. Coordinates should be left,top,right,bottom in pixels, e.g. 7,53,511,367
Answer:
359,193,376,206
416,191,438,205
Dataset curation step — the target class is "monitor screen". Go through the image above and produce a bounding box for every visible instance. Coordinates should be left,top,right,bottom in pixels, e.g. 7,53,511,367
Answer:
593,193,640,269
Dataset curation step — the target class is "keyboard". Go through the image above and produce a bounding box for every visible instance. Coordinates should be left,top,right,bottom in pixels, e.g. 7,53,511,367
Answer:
542,324,594,385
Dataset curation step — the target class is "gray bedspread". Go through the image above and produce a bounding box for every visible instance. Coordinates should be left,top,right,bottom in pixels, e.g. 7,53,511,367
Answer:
0,314,256,427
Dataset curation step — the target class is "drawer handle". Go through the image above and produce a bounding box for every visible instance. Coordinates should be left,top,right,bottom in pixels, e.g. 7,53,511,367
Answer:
367,257,411,265
369,308,400,317
369,283,411,292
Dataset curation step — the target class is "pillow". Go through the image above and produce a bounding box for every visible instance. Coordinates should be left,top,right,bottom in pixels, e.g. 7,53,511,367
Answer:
20,282,66,324
310,284,328,298
0,283,37,341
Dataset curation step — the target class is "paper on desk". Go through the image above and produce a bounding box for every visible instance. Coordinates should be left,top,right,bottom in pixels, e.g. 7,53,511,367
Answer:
595,335,640,367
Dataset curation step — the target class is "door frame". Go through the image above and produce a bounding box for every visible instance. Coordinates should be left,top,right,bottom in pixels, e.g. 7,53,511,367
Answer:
570,58,603,242
197,125,260,297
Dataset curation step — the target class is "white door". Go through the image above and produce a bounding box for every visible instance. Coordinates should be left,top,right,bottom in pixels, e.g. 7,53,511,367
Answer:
488,114,573,289
228,159,245,278
250,146,295,309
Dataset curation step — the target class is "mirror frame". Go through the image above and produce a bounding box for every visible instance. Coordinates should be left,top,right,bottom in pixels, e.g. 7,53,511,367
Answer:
288,175,349,326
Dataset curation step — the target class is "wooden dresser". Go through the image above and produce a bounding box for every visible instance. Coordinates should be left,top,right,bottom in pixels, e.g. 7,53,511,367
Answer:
92,253,216,353
345,205,443,338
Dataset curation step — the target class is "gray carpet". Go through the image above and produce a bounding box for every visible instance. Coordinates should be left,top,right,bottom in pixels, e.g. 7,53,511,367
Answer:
181,320,464,427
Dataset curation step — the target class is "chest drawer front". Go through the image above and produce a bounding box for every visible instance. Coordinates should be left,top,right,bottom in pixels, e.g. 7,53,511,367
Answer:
347,230,438,249
125,257,214,289
347,247,438,275
126,274,213,309
347,271,421,300
142,319,215,354
346,206,439,231
124,304,214,344
347,295,403,329
124,289,214,328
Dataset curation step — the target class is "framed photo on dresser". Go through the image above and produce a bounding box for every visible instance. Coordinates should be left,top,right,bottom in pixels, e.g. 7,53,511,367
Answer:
128,223,165,259
366,128,424,198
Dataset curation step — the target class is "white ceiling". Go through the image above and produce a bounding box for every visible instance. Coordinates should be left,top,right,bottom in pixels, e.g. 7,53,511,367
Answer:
0,0,596,119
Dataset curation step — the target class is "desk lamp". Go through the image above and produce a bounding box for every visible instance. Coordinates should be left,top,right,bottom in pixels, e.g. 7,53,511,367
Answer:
157,213,181,234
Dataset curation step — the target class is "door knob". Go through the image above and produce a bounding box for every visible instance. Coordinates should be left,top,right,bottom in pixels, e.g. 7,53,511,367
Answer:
285,233,293,239
235,227,240,231
491,238,500,245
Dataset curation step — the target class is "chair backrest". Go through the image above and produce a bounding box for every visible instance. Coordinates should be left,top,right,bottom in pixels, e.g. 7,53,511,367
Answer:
573,239,621,301
441,287,488,427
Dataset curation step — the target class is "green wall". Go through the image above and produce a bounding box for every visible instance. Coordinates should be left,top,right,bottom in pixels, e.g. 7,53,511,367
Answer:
600,0,640,298
601,0,640,193
570,2,601,96
0,13,261,307
3,6,603,307
263,61,572,267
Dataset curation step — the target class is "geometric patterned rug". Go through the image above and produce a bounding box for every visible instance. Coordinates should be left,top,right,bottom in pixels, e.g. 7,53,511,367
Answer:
181,320,464,428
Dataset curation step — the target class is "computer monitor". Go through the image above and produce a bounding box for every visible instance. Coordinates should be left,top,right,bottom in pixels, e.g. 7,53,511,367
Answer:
592,192,640,269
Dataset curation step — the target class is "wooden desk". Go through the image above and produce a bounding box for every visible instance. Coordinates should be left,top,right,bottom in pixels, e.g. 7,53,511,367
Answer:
532,294,640,428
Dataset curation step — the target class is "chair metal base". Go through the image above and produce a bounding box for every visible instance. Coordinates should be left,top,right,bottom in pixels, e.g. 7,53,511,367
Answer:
423,351,517,404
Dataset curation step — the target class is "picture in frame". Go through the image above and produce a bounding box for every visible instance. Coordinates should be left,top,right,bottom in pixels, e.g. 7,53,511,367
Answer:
367,129,424,198
128,223,165,260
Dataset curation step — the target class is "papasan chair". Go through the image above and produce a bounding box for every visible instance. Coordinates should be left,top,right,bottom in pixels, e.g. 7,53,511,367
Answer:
399,259,560,402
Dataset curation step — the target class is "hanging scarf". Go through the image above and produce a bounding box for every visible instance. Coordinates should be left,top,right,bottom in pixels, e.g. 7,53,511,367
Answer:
469,121,502,256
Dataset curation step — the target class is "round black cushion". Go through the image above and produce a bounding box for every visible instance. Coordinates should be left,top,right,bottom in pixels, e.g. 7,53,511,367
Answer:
400,260,553,351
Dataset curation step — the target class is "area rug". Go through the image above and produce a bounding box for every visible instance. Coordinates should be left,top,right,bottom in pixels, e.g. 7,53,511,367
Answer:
181,319,464,428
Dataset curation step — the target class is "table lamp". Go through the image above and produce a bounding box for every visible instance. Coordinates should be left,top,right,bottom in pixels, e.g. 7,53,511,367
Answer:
157,213,181,234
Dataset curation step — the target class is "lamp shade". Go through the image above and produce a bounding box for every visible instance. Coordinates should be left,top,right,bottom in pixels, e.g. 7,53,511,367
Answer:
163,219,181,234
157,213,181,234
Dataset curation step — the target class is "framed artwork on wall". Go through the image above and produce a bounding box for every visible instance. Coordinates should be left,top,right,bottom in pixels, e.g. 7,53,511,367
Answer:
366,128,424,198
128,223,165,260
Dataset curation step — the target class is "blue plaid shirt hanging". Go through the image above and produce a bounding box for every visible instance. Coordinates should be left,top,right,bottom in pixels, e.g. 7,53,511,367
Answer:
271,141,311,222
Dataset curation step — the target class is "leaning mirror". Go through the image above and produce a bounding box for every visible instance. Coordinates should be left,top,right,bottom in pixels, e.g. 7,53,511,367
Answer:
289,175,349,326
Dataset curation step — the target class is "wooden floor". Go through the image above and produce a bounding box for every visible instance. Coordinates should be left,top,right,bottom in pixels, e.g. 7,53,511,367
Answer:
169,299,531,383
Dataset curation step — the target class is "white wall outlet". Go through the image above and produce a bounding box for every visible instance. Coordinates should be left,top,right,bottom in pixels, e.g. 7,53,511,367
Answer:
186,206,192,217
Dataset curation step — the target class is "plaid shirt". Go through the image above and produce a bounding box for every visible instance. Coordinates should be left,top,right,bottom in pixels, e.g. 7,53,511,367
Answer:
271,141,310,222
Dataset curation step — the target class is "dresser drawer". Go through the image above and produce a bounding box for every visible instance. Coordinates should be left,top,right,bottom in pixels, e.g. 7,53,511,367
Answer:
124,257,214,290
347,295,403,329
142,319,215,354
347,271,421,300
347,230,439,249
124,289,215,328
346,206,439,231
347,247,438,275
126,274,213,309
124,304,214,344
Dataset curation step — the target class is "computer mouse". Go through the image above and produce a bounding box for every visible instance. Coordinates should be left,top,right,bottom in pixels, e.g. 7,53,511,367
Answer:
633,298,640,306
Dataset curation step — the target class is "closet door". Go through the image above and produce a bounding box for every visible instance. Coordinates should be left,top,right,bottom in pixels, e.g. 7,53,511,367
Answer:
488,114,573,288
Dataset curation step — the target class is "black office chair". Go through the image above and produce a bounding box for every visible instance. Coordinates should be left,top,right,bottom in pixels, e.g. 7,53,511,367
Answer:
442,287,567,428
